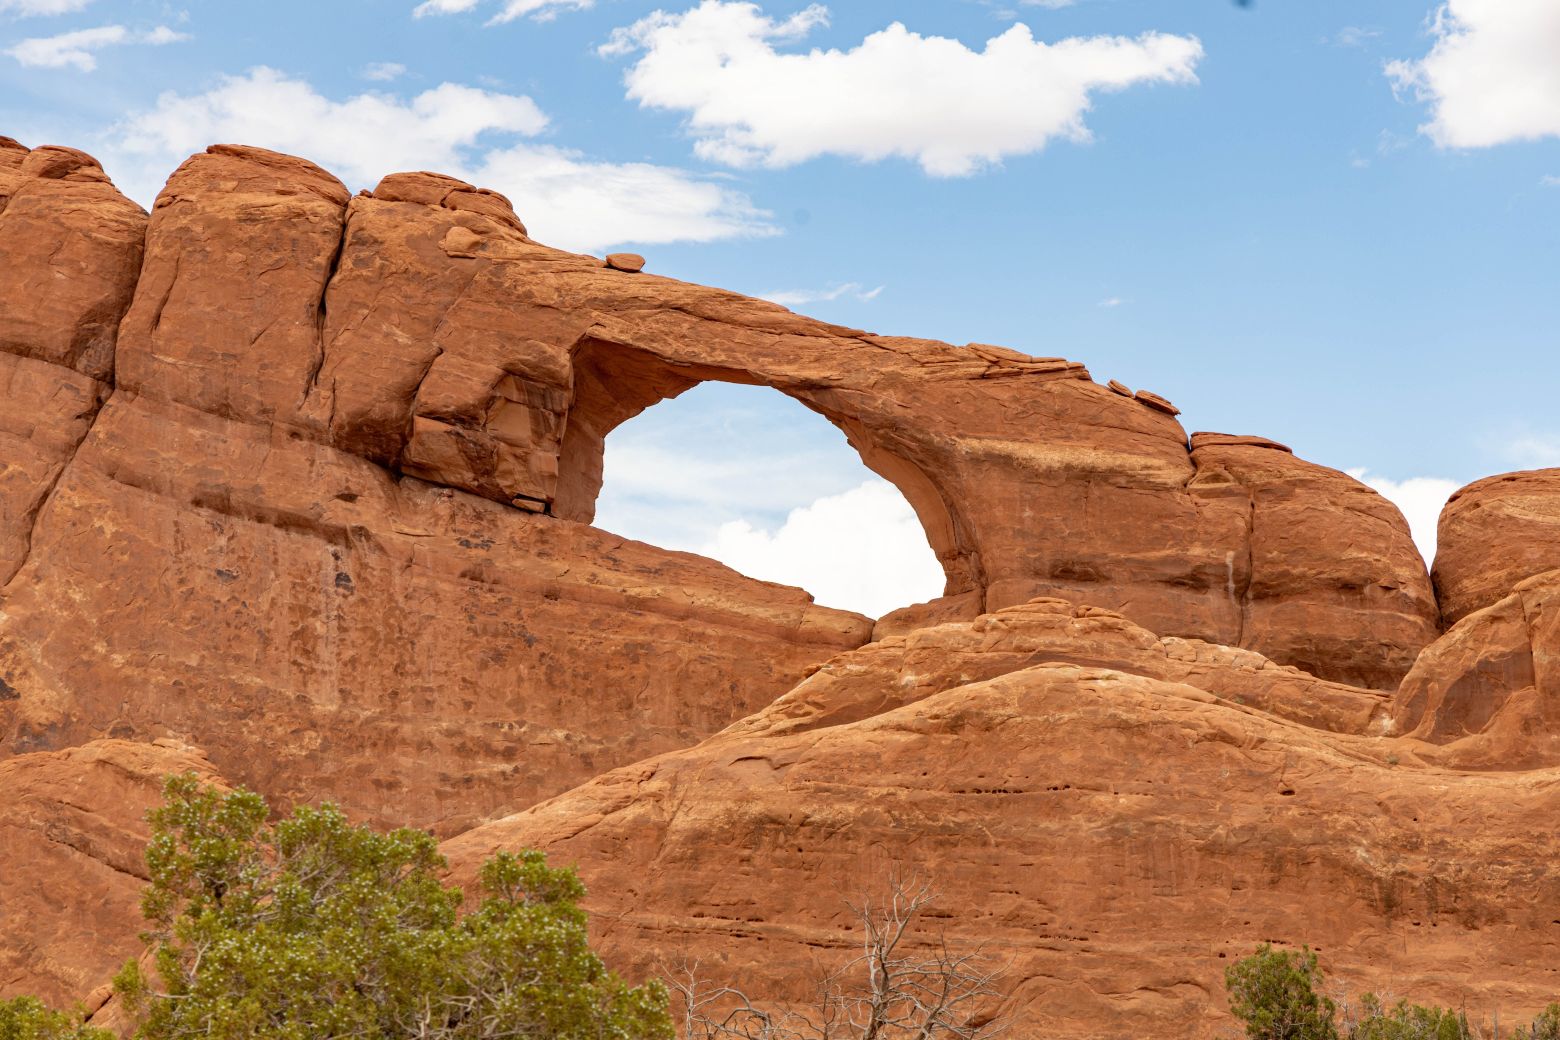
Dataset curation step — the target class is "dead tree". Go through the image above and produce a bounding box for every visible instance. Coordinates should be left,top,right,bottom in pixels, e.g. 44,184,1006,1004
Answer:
666,877,1006,1040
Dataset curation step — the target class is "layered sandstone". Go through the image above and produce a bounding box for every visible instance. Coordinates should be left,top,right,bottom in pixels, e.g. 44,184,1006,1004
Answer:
1,146,872,835
0,388,870,834
0,139,142,585
443,609,1560,1037
0,740,221,1012
1383,471,1560,767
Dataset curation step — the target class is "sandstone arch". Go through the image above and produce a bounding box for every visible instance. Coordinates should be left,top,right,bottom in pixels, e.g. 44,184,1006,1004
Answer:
554,335,976,601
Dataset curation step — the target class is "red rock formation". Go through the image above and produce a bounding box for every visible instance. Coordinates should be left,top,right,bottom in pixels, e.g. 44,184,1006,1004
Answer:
0,387,869,834
0,138,143,585
1434,469,1560,626
0,137,1441,835
0,740,221,1013
1386,471,1560,767
441,609,1560,1037
4,137,1555,1038
0,140,145,383
1,146,870,835
1189,435,1437,690
1390,568,1560,768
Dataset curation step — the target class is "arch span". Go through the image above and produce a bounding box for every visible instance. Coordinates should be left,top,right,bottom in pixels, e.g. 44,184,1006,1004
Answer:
554,336,979,602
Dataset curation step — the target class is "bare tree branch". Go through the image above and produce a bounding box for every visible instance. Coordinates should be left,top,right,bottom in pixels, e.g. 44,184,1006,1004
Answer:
666,876,1006,1040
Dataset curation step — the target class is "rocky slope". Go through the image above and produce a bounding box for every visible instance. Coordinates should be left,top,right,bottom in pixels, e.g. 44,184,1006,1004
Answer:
1,135,1558,1037
443,603,1560,1037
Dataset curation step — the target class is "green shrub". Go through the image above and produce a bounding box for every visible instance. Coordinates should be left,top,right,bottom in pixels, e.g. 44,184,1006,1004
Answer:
1226,944,1339,1040
1514,1004,1560,1040
0,996,110,1040
114,773,672,1040
1347,995,1470,1040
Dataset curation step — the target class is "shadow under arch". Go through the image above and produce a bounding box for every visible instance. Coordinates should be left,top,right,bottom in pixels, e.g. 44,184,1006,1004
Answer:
553,336,982,604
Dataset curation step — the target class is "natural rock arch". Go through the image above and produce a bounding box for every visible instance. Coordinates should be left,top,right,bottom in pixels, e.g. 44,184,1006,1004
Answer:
554,336,972,604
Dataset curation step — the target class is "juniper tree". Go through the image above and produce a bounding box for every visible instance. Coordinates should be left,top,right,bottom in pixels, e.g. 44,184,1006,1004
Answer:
114,774,671,1040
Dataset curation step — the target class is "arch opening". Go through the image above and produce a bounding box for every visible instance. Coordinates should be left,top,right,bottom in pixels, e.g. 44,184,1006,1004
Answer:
559,340,957,619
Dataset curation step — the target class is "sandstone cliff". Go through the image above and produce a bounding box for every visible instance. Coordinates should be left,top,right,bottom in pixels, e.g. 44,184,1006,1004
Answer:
2,135,1558,1038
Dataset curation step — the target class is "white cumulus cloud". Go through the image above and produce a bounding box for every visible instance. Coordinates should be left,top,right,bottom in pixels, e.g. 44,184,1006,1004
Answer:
591,383,946,618
701,480,947,618
97,67,775,252
1386,0,1560,148
602,1,1203,176
1348,469,1460,566
412,0,592,23
5,24,186,71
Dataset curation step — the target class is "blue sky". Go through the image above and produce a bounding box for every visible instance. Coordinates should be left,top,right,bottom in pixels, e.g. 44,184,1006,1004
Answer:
4,0,1558,614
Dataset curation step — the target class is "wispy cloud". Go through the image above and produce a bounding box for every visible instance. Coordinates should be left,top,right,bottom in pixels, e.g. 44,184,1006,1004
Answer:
761,282,883,307
0,0,94,14
361,62,407,82
1542,174,1560,187
1330,26,1381,48
5,24,187,72
1507,432,1560,467
1097,296,1127,308
412,0,592,24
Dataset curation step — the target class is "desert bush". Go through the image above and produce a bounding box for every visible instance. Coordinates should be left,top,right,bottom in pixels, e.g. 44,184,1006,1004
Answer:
1344,995,1471,1040
1226,944,1339,1040
1226,946,1560,1040
0,996,110,1040
1512,1004,1560,1040
114,773,672,1040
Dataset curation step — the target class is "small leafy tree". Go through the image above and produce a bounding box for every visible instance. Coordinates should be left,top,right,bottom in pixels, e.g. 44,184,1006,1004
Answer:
0,997,110,1040
114,774,672,1040
1225,945,1339,1040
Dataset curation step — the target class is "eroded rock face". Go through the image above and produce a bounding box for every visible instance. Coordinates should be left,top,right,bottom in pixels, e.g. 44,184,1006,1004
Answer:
1435,469,1560,627
3,138,1551,1036
0,135,1445,833
0,389,870,835
0,145,878,835
726,598,1389,742
0,740,221,1013
442,643,1560,1039
0,139,145,382
1188,435,1437,690
0,138,142,585
1391,568,1560,768
91,144,1437,688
